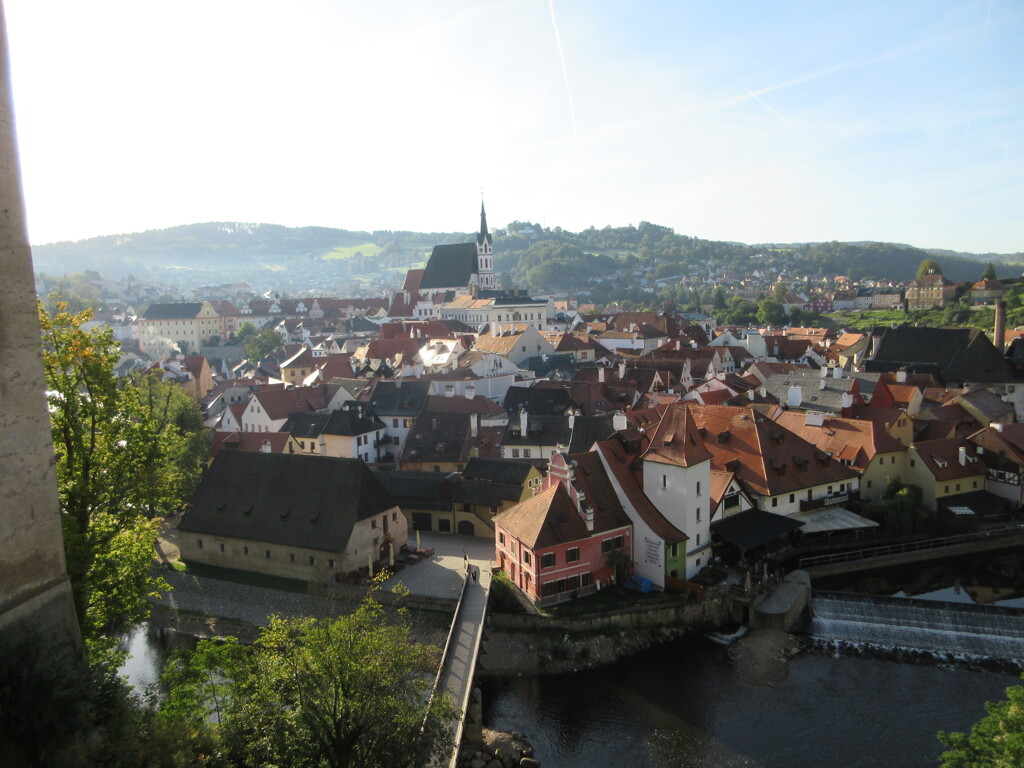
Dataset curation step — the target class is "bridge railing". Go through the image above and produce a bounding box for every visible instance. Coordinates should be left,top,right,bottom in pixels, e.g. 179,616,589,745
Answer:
420,572,469,766
799,524,1024,569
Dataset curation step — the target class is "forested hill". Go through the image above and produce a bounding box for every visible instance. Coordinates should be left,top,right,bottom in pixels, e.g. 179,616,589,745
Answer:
32,220,1022,289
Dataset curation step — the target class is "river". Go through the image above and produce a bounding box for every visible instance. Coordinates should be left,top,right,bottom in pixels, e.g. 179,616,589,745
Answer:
479,637,1016,768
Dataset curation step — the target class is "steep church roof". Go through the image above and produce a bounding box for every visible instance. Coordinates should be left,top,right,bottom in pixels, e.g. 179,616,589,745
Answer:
420,243,479,290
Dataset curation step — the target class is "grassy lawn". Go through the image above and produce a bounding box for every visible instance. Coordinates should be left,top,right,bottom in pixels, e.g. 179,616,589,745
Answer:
322,243,384,260
543,586,679,617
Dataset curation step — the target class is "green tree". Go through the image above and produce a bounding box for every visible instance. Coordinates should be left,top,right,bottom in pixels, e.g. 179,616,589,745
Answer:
756,298,786,326
917,258,943,279
39,302,198,661
244,326,284,362
712,285,728,310
938,677,1024,767
160,588,459,767
982,262,997,280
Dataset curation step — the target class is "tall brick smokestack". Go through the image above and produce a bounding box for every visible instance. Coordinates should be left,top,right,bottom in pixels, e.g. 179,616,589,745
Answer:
995,300,1006,352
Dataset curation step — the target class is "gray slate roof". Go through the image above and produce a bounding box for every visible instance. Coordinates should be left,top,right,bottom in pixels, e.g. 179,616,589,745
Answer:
420,243,478,290
144,302,203,320
865,326,1014,385
461,457,535,485
368,379,432,417
181,452,396,553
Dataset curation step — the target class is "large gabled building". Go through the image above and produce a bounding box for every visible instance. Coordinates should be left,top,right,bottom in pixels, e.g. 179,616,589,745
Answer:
179,452,407,581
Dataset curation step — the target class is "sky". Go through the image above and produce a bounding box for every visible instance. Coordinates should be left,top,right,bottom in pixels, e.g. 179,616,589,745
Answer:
5,0,1023,253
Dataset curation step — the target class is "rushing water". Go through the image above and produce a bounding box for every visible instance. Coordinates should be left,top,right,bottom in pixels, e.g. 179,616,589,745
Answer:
479,637,1017,768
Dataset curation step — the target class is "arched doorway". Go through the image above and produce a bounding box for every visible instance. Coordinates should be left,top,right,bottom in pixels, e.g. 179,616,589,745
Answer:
457,520,475,536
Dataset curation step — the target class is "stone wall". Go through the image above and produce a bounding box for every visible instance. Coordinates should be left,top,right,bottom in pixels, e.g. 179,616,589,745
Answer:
481,595,731,675
0,7,80,652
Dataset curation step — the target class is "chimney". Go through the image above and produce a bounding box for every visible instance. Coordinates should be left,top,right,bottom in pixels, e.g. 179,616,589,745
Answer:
676,340,682,351
995,300,1007,351
833,366,842,379
619,361,626,379
568,409,578,431
959,445,967,466
445,386,454,397
758,386,767,398
820,366,828,379
747,388,755,400
465,384,475,400
471,413,479,438
598,367,605,383
896,369,907,383
613,410,628,431
581,499,594,531
819,379,826,391
520,407,528,436
841,392,854,410
787,385,802,408
993,422,1004,432
806,411,824,427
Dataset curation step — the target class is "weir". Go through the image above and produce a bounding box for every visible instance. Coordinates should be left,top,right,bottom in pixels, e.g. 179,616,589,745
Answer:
809,591,1024,664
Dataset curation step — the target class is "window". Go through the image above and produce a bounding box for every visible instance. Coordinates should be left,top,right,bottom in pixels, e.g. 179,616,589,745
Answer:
910,459,916,467
512,449,520,458
945,485,950,493
219,543,225,552
696,533,701,546
827,486,833,494
789,494,795,503
328,559,335,569
265,550,271,559
309,556,316,565
392,512,398,522
542,581,556,597
696,481,701,496
372,537,379,547
771,497,778,507
541,552,555,568
973,480,978,488
867,480,873,488
662,474,667,489
434,465,441,473
289,554,295,563
523,551,531,565
499,532,505,545
956,483,961,491
567,547,580,563
581,573,593,587
696,507,701,522
524,449,532,458
372,519,377,529
393,418,398,428
243,546,249,556
197,538,203,549
567,575,580,591
438,518,451,532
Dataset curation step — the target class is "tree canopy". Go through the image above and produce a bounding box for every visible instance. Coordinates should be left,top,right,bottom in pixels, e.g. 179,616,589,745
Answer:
939,676,1024,767
160,587,459,767
39,301,205,661
917,258,943,279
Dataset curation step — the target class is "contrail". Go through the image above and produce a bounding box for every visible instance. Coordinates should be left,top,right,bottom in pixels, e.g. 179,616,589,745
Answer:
548,0,582,161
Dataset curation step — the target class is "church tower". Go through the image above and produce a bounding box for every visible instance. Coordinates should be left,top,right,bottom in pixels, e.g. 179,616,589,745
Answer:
476,200,494,289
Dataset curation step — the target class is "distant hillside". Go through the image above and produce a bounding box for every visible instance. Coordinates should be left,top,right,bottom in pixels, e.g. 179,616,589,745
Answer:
31,221,1023,289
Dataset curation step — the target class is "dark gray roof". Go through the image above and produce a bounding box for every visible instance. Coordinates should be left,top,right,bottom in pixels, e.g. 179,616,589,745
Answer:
462,457,535,485
503,385,575,416
371,469,455,511
283,412,330,439
502,414,614,453
368,379,432,417
419,243,478,290
452,479,523,508
865,326,1014,385
322,409,385,436
710,509,804,551
400,413,470,463
144,302,203,320
181,452,396,553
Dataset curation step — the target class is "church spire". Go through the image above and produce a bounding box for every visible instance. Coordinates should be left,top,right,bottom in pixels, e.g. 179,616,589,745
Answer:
477,199,491,246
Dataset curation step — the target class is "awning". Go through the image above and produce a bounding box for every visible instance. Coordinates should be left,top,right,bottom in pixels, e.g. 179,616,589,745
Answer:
711,509,804,551
792,506,879,534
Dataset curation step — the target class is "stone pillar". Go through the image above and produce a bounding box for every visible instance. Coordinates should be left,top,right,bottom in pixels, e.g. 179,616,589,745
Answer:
0,1,81,652
464,686,484,746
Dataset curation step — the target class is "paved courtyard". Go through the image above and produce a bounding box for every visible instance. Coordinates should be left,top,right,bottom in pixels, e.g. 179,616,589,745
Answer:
381,531,496,599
